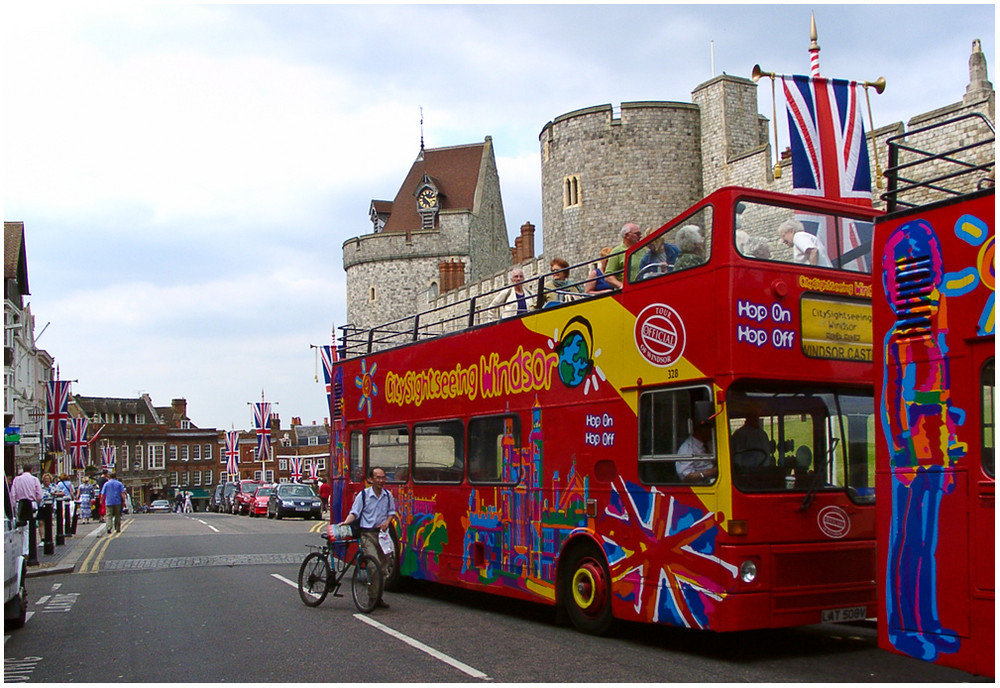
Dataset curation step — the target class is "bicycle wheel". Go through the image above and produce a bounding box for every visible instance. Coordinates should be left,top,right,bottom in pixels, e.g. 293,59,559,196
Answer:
351,553,384,613
298,552,331,607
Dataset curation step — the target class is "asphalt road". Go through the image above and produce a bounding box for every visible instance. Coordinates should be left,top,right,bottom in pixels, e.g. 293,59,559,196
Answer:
4,511,987,683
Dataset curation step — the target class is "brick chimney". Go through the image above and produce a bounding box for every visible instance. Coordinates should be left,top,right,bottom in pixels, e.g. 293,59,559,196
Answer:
519,222,535,261
171,398,187,418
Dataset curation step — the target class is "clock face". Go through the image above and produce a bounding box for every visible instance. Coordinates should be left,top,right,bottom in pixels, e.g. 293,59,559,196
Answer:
417,187,437,209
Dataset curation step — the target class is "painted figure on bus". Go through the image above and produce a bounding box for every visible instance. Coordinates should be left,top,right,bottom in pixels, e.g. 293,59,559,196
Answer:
880,219,965,661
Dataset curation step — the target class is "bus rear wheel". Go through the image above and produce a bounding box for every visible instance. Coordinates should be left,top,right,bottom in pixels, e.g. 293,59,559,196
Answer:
562,545,612,635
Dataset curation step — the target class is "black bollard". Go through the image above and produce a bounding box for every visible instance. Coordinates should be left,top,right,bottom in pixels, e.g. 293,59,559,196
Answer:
63,499,74,537
20,500,39,566
41,505,54,555
55,498,65,546
70,502,79,535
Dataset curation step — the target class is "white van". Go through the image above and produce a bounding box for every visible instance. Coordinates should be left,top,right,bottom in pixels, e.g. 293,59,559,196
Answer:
4,473,29,629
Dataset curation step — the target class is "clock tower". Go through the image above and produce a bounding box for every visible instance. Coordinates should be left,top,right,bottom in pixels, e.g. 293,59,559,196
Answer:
415,174,439,229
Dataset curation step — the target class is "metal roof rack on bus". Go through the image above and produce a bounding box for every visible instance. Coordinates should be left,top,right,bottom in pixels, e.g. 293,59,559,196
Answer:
881,111,995,212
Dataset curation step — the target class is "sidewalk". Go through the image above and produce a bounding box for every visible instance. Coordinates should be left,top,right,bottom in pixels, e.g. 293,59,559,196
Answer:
25,521,106,578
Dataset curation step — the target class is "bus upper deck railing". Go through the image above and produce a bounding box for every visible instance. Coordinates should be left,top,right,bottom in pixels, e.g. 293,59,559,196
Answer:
339,253,619,358
881,112,995,213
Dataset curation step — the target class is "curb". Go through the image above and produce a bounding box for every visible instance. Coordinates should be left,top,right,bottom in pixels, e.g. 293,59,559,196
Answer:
25,523,105,578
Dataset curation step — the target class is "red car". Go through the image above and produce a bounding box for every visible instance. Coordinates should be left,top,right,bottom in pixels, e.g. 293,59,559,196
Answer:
231,480,261,515
248,484,275,517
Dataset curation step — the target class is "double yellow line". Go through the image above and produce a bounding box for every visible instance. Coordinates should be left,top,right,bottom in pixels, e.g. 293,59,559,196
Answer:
78,518,134,574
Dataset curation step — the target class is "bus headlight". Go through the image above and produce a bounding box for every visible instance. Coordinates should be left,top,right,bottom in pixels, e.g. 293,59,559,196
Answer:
739,560,758,583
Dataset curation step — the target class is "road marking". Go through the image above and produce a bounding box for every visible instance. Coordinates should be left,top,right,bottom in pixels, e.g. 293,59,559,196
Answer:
353,614,491,680
78,518,133,573
35,595,50,605
195,519,220,532
271,573,297,589
270,573,489,680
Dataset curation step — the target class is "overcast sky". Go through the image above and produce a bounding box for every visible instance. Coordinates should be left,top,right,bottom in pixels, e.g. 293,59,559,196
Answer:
2,3,994,431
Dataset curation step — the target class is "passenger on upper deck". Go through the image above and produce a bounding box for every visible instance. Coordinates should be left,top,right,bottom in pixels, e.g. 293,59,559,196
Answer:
584,247,617,295
489,267,532,319
542,257,582,307
736,229,773,260
637,227,679,280
779,219,831,267
672,225,706,271
605,222,642,288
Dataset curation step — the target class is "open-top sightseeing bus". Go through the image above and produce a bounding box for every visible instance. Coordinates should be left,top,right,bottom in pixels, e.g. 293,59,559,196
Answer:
327,184,882,635
873,113,994,677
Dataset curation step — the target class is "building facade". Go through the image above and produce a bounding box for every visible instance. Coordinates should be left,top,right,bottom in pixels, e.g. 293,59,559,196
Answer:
4,221,55,477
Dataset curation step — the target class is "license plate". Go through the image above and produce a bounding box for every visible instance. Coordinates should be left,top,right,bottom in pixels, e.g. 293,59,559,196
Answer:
821,606,867,623
295,506,309,511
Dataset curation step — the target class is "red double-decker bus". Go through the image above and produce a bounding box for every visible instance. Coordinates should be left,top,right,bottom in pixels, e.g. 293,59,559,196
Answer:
328,185,882,634
873,113,994,677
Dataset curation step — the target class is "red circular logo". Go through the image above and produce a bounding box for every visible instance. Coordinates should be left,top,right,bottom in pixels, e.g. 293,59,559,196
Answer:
634,304,686,367
817,506,850,539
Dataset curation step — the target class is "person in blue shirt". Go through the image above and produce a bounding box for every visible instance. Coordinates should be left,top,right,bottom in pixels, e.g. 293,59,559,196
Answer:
100,473,127,535
339,466,396,608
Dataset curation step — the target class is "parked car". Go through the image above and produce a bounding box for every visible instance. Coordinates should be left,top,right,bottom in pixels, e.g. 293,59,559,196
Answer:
209,483,226,512
248,484,275,517
231,480,261,515
4,475,28,629
220,482,239,513
267,483,323,520
149,499,171,513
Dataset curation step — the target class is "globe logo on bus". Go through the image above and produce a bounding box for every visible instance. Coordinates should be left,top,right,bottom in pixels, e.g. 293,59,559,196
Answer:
553,316,597,389
557,330,591,387
634,303,686,367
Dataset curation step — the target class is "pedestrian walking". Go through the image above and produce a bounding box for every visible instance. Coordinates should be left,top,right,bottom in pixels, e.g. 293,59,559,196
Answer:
79,477,95,523
101,473,127,534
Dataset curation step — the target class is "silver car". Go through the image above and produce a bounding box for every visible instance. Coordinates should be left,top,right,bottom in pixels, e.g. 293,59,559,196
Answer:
4,474,29,629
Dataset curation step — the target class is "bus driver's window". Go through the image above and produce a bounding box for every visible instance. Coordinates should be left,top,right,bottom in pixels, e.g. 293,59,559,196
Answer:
638,386,716,485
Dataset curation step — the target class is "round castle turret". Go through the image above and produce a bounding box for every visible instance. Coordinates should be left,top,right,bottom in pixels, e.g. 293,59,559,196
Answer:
539,101,705,267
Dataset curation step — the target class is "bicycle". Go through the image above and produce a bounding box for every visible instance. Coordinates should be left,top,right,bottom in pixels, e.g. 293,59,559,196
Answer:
297,524,384,613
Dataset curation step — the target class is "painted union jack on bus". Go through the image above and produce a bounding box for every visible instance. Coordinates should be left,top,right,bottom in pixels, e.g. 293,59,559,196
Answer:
254,402,272,463
101,444,116,471
225,430,240,476
783,74,874,271
46,380,71,453
69,418,89,469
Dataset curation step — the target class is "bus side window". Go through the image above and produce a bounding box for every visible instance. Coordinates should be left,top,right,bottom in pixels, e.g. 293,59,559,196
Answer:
413,420,464,484
468,415,520,484
638,385,715,485
368,426,409,483
349,430,364,483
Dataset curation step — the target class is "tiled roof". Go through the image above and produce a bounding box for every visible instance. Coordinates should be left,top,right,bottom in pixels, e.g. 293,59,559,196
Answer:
73,395,159,423
381,142,486,234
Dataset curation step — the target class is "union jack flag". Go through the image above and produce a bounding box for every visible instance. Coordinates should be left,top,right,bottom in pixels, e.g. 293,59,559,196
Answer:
783,74,874,270
101,444,116,471
289,455,302,482
308,460,319,481
46,380,70,453
225,430,240,477
69,418,89,468
254,402,271,463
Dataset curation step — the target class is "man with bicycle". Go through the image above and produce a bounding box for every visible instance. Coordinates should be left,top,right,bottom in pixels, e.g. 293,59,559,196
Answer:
339,466,395,609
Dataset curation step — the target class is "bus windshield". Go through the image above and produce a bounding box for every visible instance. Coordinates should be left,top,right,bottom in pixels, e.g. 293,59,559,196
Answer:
727,384,875,503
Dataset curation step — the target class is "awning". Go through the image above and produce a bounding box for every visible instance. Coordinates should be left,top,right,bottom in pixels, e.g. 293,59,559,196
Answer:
179,488,211,499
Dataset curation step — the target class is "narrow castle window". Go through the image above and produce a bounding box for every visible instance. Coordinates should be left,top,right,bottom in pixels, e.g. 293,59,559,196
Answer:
563,175,581,208
369,286,377,302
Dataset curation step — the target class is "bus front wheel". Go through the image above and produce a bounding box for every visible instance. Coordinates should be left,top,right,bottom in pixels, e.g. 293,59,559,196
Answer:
562,545,612,635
